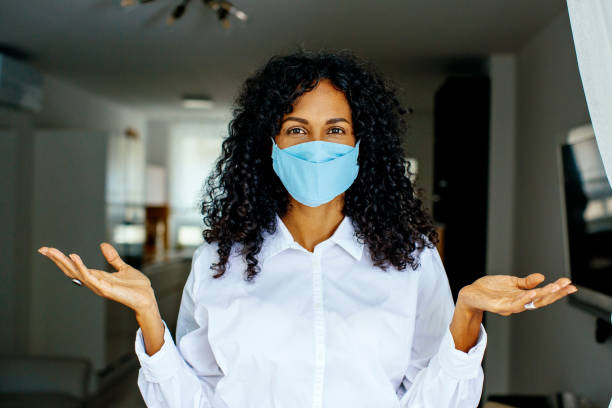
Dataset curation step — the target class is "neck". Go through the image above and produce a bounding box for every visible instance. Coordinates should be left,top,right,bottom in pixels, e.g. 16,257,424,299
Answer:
281,195,345,252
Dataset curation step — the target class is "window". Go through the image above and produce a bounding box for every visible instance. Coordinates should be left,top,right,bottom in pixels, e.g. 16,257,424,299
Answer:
168,120,226,248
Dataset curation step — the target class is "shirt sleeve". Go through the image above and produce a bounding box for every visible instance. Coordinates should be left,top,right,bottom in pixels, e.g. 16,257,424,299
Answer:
397,245,487,408
134,244,223,408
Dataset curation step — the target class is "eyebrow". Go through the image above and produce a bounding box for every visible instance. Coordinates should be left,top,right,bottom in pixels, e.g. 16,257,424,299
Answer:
281,116,351,125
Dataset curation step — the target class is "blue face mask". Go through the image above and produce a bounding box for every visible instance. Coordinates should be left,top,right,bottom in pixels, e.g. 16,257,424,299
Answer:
271,138,360,207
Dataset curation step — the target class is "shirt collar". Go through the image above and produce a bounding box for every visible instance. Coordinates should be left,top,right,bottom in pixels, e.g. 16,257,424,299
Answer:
258,213,364,263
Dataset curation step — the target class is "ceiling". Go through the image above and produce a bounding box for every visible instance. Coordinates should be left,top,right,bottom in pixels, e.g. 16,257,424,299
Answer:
0,0,566,116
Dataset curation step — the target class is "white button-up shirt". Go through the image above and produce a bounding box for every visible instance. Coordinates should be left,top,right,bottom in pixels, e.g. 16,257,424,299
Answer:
135,214,487,408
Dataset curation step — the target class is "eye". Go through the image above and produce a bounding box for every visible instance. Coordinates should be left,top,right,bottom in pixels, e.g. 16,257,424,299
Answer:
287,127,306,135
328,127,345,134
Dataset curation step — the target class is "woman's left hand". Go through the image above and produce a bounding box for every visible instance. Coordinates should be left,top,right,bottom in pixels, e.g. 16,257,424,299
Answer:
458,273,578,316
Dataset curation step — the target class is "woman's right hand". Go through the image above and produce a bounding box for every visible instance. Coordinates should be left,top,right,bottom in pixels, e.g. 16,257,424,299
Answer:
38,242,156,314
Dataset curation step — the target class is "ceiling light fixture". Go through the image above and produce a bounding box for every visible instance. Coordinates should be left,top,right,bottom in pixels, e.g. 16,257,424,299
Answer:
121,0,248,29
182,94,214,109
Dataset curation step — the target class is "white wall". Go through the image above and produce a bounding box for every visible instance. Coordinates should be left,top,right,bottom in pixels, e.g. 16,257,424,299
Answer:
0,130,19,353
0,72,145,381
403,112,435,212
484,54,517,400
34,75,146,133
391,72,445,211
511,11,612,407
30,130,108,377
146,120,170,168
0,108,35,355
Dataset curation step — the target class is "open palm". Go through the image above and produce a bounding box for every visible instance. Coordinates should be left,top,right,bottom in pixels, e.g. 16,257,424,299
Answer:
459,273,578,316
38,242,155,313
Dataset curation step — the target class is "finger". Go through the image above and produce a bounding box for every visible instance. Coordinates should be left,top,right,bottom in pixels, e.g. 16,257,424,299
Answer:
81,266,115,297
534,283,576,308
544,277,572,296
515,273,545,289
509,290,538,314
492,287,537,316
509,279,572,314
526,278,570,300
100,242,127,271
75,262,113,298
526,279,572,308
40,247,81,280
69,253,105,296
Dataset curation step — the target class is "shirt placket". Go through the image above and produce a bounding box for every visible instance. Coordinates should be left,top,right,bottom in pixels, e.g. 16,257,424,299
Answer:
311,251,326,408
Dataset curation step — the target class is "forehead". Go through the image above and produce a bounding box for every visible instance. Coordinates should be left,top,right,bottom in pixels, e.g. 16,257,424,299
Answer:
289,79,351,115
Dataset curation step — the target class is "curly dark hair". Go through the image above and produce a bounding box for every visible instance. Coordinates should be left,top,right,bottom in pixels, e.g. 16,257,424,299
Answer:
200,48,438,281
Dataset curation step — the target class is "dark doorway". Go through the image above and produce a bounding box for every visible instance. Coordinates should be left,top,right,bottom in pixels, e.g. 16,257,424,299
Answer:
433,76,491,303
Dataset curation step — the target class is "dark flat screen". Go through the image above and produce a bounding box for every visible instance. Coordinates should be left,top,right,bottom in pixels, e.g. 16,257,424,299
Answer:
561,137,612,298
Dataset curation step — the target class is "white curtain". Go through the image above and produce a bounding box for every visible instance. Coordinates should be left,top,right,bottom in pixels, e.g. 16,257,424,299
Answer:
567,0,612,186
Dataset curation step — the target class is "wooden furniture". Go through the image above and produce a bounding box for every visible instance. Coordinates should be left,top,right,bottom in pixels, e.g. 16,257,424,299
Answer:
435,223,445,264
144,205,170,263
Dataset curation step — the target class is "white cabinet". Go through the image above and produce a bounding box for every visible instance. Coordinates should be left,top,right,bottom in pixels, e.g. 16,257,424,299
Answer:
0,130,18,353
31,130,108,393
30,129,146,394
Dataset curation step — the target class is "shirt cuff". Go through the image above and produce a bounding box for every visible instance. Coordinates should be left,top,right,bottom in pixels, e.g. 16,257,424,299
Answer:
135,319,184,383
436,323,487,380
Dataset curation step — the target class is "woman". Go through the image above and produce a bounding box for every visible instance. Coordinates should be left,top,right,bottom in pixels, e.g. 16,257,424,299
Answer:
38,50,577,408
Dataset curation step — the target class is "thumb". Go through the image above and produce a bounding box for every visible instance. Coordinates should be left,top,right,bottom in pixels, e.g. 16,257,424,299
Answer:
517,273,545,289
100,242,127,271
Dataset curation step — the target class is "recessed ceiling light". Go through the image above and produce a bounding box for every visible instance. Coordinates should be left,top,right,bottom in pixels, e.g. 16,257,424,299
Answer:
182,94,214,109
